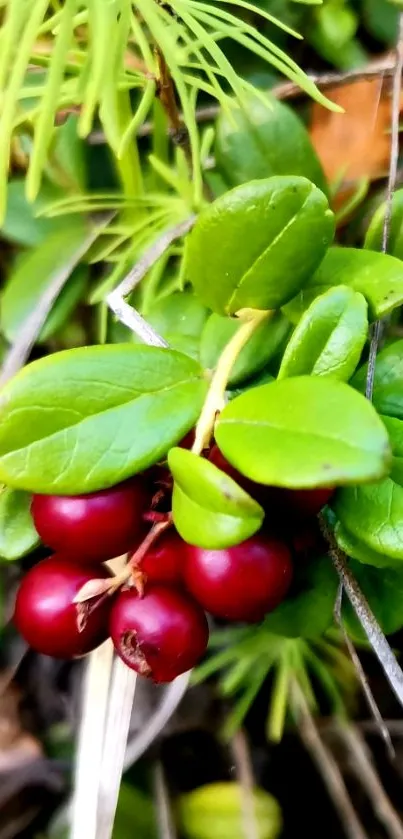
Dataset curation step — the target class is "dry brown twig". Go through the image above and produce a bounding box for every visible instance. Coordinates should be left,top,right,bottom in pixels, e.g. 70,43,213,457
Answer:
292,680,369,839
333,583,394,759
320,515,403,711
230,729,259,839
107,216,196,346
89,53,399,145
335,723,403,839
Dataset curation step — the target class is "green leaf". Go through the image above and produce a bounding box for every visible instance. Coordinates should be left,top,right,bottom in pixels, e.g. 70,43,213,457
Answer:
142,290,209,340
352,339,403,419
129,291,210,359
264,555,338,638
334,477,403,561
178,782,282,839
335,521,399,569
364,189,403,258
186,176,334,315
381,414,403,485
284,247,403,322
278,286,368,381
215,376,390,488
362,0,399,45
1,179,66,247
215,94,328,194
200,311,290,386
113,784,157,839
229,368,275,400
2,221,89,344
0,486,39,561
160,333,200,360
343,560,403,639
0,346,207,494
168,447,264,549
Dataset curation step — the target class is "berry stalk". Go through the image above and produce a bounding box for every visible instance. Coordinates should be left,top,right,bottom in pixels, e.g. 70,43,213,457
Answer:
192,308,272,455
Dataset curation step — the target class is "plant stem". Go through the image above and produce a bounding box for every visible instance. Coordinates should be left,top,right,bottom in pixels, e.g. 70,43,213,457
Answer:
333,585,394,759
336,723,403,839
155,47,192,172
292,680,369,839
192,309,272,455
88,54,399,146
320,515,403,709
365,13,403,400
230,730,259,839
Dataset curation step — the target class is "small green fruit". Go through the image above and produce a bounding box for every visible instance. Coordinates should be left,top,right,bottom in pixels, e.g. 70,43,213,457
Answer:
178,781,282,839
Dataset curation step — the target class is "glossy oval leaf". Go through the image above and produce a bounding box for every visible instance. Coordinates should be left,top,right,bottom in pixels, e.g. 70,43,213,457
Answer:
1,221,89,344
168,448,264,549
352,339,403,419
215,95,328,194
381,414,403,485
200,311,290,386
0,487,39,561
0,346,208,494
343,560,403,640
284,247,403,322
215,376,390,488
264,555,338,639
334,521,399,569
335,477,403,561
143,290,209,340
186,176,334,315
278,286,368,381
229,369,275,401
364,189,403,259
128,291,209,359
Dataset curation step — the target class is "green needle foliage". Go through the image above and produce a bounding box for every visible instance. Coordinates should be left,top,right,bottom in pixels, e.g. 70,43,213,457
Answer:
0,0,338,223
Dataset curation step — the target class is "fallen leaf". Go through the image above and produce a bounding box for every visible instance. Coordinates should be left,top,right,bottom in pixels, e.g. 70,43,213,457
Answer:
310,75,403,184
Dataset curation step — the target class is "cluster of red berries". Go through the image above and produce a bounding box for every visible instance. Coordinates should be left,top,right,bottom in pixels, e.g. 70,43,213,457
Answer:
13,441,333,683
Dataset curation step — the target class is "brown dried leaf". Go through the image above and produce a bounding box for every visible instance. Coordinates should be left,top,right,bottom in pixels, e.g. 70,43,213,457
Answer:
310,76,403,184
73,578,113,604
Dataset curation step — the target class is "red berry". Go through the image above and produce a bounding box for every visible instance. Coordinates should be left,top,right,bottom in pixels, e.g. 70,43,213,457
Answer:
110,585,209,682
14,556,113,658
179,429,196,450
208,446,281,510
31,478,149,564
141,531,185,586
282,487,334,519
291,521,323,559
209,446,333,520
183,533,293,623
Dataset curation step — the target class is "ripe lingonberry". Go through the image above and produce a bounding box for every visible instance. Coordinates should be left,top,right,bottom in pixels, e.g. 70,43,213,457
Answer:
141,530,185,586
209,445,333,520
110,585,209,682
208,445,274,507
183,533,293,622
179,429,196,450
291,521,324,560
31,478,149,563
281,487,334,519
14,556,112,658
